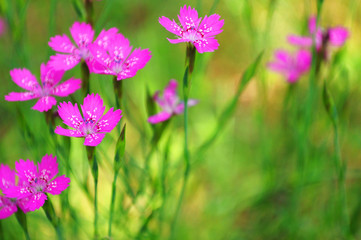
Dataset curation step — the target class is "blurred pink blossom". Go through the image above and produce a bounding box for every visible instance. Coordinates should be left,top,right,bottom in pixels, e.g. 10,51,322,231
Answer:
267,49,312,83
148,79,198,124
159,5,224,53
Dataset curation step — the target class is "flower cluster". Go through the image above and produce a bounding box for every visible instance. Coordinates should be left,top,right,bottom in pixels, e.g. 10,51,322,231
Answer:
0,155,70,217
268,16,349,83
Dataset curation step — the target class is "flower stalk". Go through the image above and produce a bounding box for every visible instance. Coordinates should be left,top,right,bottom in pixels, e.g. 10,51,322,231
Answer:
86,146,99,239
108,124,126,237
15,210,31,240
113,76,123,110
42,197,63,240
81,60,90,97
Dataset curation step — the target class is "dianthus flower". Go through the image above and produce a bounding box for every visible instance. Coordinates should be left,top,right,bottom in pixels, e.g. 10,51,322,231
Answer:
148,79,198,124
3,155,70,212
159,5,224,53
0,164,30,219
5,63,81,112
267,49,312,83
55,93,122,146
89,33,151,80
48,22,118,71
288,16,349,51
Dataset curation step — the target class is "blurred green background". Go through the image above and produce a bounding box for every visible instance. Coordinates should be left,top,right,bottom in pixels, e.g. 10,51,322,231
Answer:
1,0,361,239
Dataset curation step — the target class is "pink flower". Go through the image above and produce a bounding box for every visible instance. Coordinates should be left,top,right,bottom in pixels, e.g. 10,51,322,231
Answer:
159,5,224,53
3,155,70,212
267,49,312,83
55,93,122,146
89,33,151,80
0,164,30,219
5,63,81,112
48,22,118,71
288,16,349,51
148,79,198,124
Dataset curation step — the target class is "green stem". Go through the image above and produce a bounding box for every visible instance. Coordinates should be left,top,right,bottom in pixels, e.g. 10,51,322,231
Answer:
113,76,123,110
169,44,196,239
81,60,90,96
86,146,99,239
85,0,94,26
42,197,63,240
15,210,31,240
108,171,118,237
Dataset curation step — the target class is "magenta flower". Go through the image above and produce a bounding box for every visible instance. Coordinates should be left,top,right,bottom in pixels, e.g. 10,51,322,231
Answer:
159,5,224,53
89,33,151,80
288,16,349,51
267,49,312,83
48,22,118,71
3,155,70,212
0,164,30,219
5,63,81,112
55,93,122,146
148,79,198,124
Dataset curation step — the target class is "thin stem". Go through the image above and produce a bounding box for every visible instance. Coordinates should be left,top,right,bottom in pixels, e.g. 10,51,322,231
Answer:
86,146,99,239
85,0,94,26
15,210,31,240
170,44,196,239
42,197,63,240
81,60,90,96
108,170,119,237
113,76,123,110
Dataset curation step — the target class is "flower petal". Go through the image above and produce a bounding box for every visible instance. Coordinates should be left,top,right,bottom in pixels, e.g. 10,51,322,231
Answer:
9,68,40,91
296,50,312,73
0,196,17,219
0,164,15,191
54,126,84,137
148,112,172,124
174,99,199,114
117,48,152,80
167,38,188,44
287,35,313,47
57,101,83,129
49,53,81,71
25,192,47,211
46,175,70,195
48,34,76,53
3,185,32,199
15,159,37,186
178,5,202,30
193,37,220,53
38,154,58,182
51,78,81,97
5,92,39,102
96,108,122,133
108,33,132,62
329,27,349,47
93,27,118,49
32,96,57,112
159,16,183,36
81,93,105,123
84,133,106,146
40,63,65,88
308,16,317,34
198,14,224,38
69,22,94,48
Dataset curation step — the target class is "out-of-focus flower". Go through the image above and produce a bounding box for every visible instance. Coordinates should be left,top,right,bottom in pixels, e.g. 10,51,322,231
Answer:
48,22,118,71
0,17,6,37
5,63,81,112
159,5,224,53
89,33,151,80
288,16,349,51
55,93,122,146
3,155,70,212
148,79,198,124
267,49,312,83
0,164,30,219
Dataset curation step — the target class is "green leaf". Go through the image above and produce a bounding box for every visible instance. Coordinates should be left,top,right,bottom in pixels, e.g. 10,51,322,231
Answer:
323,81,339,128
195,51,263,162
114,124,126,171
